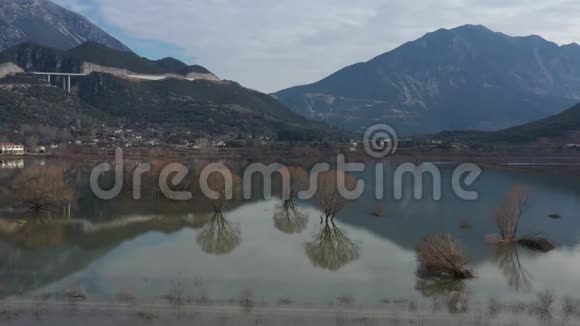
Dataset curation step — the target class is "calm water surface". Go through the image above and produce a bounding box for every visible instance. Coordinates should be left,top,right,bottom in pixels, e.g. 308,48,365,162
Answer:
1,158,579,306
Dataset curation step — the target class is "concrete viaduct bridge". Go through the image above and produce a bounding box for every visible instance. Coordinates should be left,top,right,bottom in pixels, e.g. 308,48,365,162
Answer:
31,72,87,93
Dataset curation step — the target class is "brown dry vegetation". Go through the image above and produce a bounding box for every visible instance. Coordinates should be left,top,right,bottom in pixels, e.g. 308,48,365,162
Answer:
272,166,309,234
416,234,474,279
198,164,241,213
285,166,308,200
495,184,530,242
490,184,555,252
518,235,555,252
11,166,74,213
316,170,356,223
372,206,384,218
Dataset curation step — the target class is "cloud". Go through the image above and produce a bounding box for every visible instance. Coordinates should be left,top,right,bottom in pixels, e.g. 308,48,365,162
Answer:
52,0,94,13
53,0,580,93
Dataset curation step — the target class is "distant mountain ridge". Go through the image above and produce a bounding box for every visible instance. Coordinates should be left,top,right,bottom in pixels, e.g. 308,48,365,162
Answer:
0,42,218,79
436,102,580,145
0,0,130,52
275,25,580,135
0,43,333,141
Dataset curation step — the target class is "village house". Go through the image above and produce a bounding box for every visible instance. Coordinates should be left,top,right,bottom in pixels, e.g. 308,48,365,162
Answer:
0,143,24,155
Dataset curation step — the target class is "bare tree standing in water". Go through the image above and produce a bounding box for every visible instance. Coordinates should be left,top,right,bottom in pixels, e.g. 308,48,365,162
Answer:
11,166,74,220
273,167,309,234
489,184,555,252
316,170,355,224
495,184,530,242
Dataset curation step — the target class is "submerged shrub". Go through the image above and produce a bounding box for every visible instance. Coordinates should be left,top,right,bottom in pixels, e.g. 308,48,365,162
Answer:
316,171,356,223
490,185,556,253
495,185,529,242
372,206,384,218
11,166,74,213
518,236,555,253
416,234,474,279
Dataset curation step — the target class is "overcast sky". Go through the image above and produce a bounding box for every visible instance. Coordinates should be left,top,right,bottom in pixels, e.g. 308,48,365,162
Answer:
53,0,580,93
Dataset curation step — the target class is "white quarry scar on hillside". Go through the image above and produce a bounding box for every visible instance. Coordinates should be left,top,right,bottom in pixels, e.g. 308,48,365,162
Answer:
0,62,24,79
81,62,220,82
0,61,220,84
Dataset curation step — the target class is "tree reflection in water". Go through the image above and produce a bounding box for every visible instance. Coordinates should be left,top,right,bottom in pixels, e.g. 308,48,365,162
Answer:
7,222,68,249
492,245,531,292
305,221,360,271
273,199,308,235
196,211,240,255
194,164,241,255
416,277,466,298
415,278,470,314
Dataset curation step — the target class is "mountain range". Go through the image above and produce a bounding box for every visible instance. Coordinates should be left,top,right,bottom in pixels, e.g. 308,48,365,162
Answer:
0,0,129,52
0,0,336,142
275,25,580,135
0,41,218,79
1,0,580,143
0,42,333,141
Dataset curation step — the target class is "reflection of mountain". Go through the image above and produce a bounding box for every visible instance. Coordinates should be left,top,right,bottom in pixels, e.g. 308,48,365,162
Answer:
0,239,107,297
0,220,111,297
336,167,580,264
2,160,580,301
0,216,194,297
196,212,240,255
305,221,360,271
273,200,308,234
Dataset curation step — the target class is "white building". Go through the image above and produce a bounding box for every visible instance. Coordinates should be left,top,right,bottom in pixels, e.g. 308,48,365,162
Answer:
0,143,24,155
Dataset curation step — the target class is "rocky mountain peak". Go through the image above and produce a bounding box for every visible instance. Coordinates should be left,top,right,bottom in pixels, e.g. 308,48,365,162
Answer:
0,0,130,52
275,25,580,135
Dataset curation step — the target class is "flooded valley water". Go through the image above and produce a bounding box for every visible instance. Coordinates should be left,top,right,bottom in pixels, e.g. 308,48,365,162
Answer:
1,158,580,312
